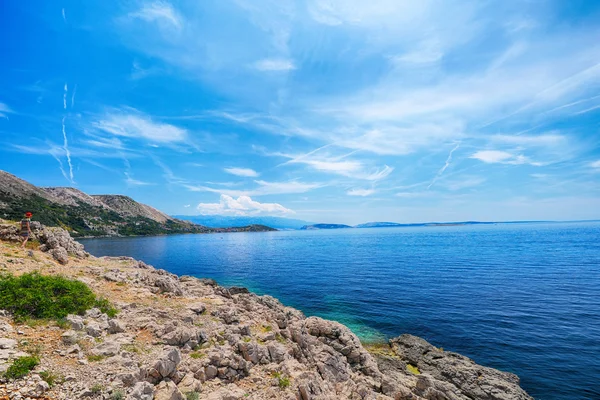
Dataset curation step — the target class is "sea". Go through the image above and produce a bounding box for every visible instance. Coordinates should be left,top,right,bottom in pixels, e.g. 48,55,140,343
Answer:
79,222,600,400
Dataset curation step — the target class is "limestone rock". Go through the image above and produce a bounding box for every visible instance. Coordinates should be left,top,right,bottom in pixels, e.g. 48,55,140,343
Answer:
130,381,155,400
61,330,79,345
154,380,185,400
66,314,85,330
177,373,202,394
108,319,126,334
91,340,121,357
145,347,182,383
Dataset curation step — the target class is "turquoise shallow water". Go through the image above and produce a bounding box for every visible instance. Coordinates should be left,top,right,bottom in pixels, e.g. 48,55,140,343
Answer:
80,222,600,399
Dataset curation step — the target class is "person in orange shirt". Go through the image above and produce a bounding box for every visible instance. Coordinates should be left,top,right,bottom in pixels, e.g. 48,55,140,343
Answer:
20,212,33,249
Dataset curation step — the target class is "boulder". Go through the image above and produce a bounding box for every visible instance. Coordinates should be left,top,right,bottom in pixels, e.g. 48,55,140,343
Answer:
145,347,182,383
108,319,126,334
154,380,185,400
130,381,155,400
91,340,121,357
61,330,79,345
385,335,534,400
49,247,69,265
177,373,202,393
86,322,103,337
66,314,85,331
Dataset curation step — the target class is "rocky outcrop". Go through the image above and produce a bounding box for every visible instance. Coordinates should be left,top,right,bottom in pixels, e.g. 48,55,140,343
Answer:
0,221,88,264
0,239,533,400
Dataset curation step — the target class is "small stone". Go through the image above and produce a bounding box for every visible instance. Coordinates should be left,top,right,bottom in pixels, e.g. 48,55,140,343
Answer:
61,330,79,345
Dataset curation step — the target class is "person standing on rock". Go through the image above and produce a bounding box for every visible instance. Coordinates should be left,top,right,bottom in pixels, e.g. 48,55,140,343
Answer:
20,212,33,249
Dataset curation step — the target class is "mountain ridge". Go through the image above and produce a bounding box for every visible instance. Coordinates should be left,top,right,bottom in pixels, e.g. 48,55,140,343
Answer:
0,170,274,237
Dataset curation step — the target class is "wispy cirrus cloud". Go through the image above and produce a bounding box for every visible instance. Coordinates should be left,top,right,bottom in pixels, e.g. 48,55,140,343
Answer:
124,172,154,186
197,194,294,216
590,160,600,169
128,1,182,29
470,150,542,166
224,167,259,177
0,102,14,119
253,58,295,71
347,188,375,196
185,179,323,197
92,109,187,143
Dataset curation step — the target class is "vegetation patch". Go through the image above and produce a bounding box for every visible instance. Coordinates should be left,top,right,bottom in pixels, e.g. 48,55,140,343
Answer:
189,351,204,359
271,372,291,389
185,392,200,400
407,364,421,375
0,272,118,321
87,354,105,362
4,356,39,380
39,370,62,387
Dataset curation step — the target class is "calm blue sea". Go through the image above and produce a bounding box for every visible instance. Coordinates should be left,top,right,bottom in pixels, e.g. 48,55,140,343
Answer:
80,222,600,400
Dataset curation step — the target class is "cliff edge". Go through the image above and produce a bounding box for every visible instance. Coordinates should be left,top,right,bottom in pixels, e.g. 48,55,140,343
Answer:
0,224,532,400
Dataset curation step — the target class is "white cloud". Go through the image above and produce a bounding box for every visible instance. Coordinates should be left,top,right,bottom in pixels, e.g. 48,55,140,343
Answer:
93,110,187,143
0,102,14,119
531,173,549,179
470,150,513,163
224,167,259,177
183,204,191,208
124,172,154,186
128,1,182,29
443,177,486,191
185,179,323,197
347,188,375,196
197,194,294,216
590,160,600,169
489,133,567,147
470,150,541,166
253,58,296,71
336,123,464,155
252,180,323,195
278,145,394,180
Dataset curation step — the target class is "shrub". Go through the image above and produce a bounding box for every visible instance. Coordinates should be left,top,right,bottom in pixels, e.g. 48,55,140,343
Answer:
95,297,119,318
39,370,61,387
90,384,103,394
111,389,125,400
0,273,117,321
407,364,421,375
4,356,39,380
189,351,204,359
0,273,96,320
185,392,200,400
87,355,104,362
278,375,291,388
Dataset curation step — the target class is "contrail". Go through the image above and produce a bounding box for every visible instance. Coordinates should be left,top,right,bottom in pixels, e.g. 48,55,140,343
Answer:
62,8,66,23
71,84,77,109
61,83,74,183
428,142,460,189
63,83,67,110
61,116,74,183
50,150,69,182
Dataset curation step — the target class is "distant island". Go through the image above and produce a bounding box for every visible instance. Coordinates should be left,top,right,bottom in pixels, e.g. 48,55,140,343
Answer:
0,170,275,237
300,223,353,230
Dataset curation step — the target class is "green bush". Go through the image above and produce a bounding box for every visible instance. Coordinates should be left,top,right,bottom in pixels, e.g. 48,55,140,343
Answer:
39,370,61,387
185,392,200,400
4,356,39,380
111,389,125,400
0,272,116,321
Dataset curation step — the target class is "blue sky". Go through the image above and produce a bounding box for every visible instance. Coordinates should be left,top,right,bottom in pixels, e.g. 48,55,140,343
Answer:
1,0,600,224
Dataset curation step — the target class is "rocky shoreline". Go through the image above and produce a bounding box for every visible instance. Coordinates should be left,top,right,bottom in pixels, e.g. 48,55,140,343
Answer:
0,222,532,399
